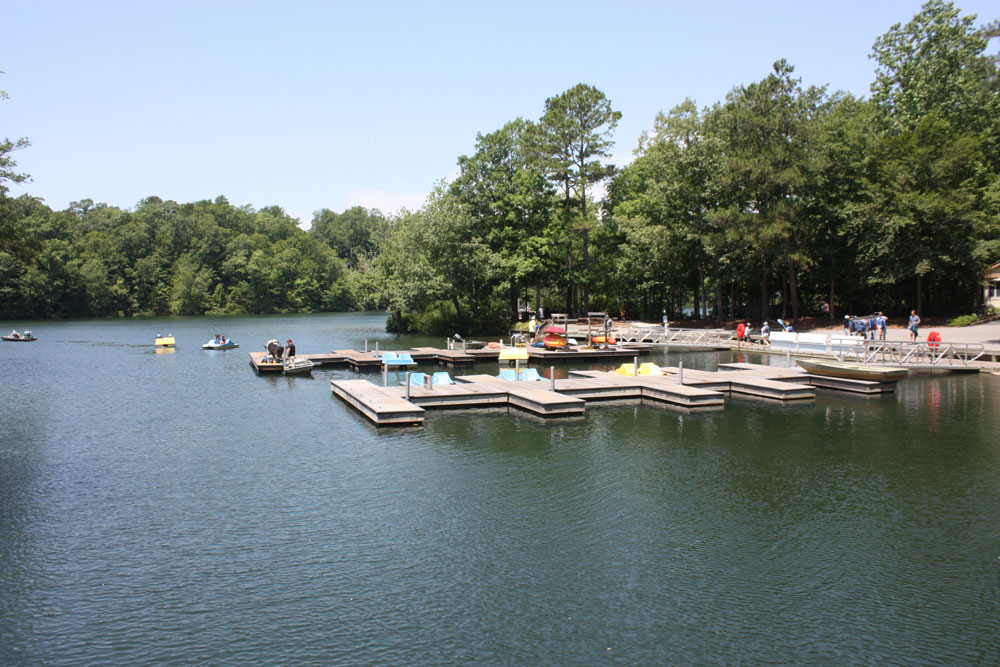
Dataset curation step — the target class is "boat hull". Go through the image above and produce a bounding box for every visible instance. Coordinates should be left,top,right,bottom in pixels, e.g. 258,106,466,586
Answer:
796,358,908,382
283,359,314,375
2,336,36,342
203,342,239,349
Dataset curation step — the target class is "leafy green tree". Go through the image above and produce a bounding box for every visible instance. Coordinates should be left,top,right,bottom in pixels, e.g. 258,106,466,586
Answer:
451,118,557,316
704,60,825,325
536,84,621,313
871,0,1000,143
309,206,385,266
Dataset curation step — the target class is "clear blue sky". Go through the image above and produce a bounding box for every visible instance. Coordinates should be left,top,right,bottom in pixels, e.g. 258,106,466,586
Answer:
2,1,997,225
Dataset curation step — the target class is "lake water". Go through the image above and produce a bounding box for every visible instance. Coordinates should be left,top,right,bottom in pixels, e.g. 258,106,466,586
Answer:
2,312,999,664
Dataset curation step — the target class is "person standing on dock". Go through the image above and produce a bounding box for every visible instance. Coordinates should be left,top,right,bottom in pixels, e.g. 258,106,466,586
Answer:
908,310,921,341
736,321,746,346
761,321,771,346
284,339,296,363
662,309,668,332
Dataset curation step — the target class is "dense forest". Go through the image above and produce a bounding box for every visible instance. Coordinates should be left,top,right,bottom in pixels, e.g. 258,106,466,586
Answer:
1,1,998,334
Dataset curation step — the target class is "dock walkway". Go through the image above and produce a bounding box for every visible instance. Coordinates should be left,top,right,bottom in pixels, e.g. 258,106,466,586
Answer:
329,359,921,426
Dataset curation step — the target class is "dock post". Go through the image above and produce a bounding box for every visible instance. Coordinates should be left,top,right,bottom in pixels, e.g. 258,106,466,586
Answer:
634,356,639,376
364,339,368,353
679,361,684,385
515,359,520,380
786,350,790,363
382,363,388,387
405,372,410,400
376,341,380,356
550,366,555,392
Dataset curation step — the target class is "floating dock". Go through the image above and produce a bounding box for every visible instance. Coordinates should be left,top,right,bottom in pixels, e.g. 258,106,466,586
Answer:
328,357,919,426
717,362,898,394
249,351,285,374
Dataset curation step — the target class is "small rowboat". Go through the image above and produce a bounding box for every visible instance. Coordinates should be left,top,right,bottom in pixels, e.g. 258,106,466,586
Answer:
2,334,36,342
283,357,314,375
796,358,908,382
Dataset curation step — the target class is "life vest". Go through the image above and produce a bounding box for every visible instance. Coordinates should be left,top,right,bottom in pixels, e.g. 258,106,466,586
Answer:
927,331,941,349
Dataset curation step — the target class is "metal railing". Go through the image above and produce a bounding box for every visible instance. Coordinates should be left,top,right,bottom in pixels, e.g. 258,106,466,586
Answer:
615,326,734,346
838,340,984,366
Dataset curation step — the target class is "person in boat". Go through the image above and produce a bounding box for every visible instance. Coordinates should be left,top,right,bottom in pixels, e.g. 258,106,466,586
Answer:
157,331,162,339
23,330,31,338
284,339,296,364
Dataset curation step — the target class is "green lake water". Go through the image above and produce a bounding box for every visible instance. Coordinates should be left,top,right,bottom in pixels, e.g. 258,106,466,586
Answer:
1,312,998,664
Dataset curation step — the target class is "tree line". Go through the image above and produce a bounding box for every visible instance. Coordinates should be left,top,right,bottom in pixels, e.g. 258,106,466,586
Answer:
1,1,998,332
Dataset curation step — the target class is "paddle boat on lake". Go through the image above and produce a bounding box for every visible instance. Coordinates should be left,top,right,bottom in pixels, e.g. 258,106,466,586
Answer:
154,333,175,347
3,330,36,342
203,335,239,350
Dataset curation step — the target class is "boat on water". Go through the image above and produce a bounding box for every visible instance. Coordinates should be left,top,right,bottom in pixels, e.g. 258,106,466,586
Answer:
203,336,239,350
283,357,314,375
154,335,175,347
3,331,36,341
795,358,908,382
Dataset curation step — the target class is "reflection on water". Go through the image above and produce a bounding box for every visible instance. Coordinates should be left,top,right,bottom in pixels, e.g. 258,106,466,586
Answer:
1,313,999,665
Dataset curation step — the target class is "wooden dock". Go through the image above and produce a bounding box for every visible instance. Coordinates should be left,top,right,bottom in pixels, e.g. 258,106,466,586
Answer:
332,349,383,370
249,351,285,374
410,347,476,366
455,375,586,416
717,362,898,394
330,379,425,425
566,371,726,409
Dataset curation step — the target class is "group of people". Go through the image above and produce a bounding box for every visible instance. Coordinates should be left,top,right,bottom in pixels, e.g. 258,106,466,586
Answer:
8,329,32,339
844,313,888,340
735,321,772,346
842,310,922,341
265,338,296,363
212,334,229,345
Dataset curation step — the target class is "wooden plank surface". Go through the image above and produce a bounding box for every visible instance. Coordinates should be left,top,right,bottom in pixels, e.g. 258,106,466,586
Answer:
330,379,424,425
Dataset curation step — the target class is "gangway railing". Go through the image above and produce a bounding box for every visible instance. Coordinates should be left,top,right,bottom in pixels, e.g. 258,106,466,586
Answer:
616,326,734,346
838,341,984,366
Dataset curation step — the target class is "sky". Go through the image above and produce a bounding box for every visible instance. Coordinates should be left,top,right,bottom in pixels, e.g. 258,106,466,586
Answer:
2,0,998,226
